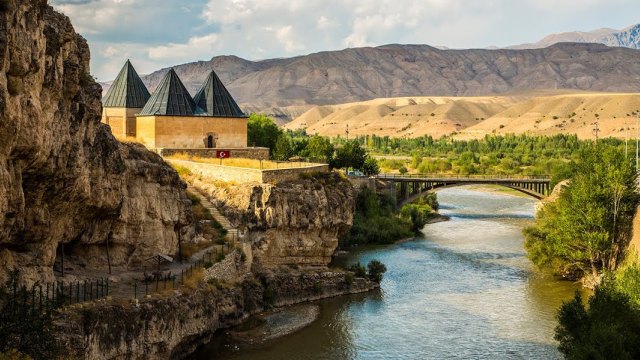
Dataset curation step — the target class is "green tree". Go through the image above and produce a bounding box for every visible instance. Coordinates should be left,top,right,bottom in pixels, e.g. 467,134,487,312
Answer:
367,260,388,283
362,156,380,176
304,135,334,163
333,140,367,171
247,114,282,154
273,135,294,161
524,145,639,280
555,283,640,360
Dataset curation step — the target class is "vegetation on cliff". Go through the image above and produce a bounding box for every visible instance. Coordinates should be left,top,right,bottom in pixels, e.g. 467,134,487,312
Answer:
524,145,639,281
556,271,640,360
340,187,439,246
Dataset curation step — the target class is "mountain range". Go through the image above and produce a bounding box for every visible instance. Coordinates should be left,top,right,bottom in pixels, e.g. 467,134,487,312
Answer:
509,24,640,50
101,24,640,122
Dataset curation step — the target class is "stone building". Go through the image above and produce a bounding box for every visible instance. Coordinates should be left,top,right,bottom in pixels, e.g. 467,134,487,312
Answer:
101,60,151,138
102,61,248,150
136,68,248,149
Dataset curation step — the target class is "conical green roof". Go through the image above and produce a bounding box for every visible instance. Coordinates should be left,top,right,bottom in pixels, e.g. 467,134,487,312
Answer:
140,69,196,116
102,60,150,108
193,70,245,117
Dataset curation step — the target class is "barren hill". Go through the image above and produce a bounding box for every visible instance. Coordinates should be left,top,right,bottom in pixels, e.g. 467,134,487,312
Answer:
104,43,640,121
286,92,640,140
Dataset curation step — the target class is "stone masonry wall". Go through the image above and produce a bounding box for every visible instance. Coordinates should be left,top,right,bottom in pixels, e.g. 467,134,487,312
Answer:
167,159,329,184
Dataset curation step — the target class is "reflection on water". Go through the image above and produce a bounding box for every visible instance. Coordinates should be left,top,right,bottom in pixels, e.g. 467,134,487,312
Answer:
190,188,579,360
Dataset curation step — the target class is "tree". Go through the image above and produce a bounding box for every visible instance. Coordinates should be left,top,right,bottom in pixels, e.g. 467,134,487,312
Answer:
524,145,639,280
247,114,282,154
555,284,640,360
273,135,294,161
367,260,387,283
333,140,367,171
304,135,334,163
362,156,380,176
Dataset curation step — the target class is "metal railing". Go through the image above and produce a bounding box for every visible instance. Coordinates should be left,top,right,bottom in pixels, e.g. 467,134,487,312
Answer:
374,173,551,181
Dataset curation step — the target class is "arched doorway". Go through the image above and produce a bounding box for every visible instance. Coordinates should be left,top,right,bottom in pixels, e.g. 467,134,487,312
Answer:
207,135,214,148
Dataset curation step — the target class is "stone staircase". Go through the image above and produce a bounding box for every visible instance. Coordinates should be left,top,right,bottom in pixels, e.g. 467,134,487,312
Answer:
187,186,241,242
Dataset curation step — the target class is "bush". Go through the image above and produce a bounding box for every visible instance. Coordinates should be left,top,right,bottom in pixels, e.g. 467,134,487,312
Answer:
340,187,414,246
367,260,387,283
345,273,354,286
348,262,367,278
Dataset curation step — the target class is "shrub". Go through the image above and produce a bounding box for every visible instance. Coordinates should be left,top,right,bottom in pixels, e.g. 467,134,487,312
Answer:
367,260,387,283
345,273,354,286
348,262,367,278
263,287,276,307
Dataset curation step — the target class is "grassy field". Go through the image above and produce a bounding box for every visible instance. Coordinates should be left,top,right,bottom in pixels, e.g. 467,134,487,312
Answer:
167,153,320,170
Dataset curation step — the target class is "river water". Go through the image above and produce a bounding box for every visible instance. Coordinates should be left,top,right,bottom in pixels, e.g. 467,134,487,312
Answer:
191,187,580,360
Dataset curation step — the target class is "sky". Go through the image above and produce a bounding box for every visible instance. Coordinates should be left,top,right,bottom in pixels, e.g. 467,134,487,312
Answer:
51,0,640,81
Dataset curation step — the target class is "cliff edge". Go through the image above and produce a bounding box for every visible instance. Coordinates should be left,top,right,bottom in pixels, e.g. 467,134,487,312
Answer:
0,0,193,284
192,173,355,267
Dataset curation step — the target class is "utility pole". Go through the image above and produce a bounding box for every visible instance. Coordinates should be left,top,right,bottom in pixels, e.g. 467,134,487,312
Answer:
636,113,640,174
346,123,350,141
592,121,600,144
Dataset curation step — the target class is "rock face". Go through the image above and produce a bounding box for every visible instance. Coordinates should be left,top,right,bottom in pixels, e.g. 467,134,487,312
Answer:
0,0,193,283
193,174,355,267
56,268,376,360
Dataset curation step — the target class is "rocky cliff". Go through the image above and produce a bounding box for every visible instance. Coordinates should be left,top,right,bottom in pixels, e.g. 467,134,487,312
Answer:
56,268,376,360
0,0,193,283
192,173,355,267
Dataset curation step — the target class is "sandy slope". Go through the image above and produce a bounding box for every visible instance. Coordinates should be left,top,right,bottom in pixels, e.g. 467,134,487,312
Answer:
285,92,640,140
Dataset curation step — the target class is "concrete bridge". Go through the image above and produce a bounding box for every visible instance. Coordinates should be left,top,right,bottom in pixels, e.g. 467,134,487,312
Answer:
374,174,552,205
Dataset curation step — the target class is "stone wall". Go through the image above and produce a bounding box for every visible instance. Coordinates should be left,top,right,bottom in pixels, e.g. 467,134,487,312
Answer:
102,107,140,138
158,147,270,160
136,115,247,149
167,159,329,184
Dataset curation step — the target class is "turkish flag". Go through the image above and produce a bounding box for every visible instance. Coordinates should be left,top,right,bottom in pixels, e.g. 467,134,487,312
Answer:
216,150,230,159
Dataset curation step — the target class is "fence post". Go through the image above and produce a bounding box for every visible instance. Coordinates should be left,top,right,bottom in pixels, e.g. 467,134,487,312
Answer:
106,279,109,297
134,283,137,300
76,282,80,303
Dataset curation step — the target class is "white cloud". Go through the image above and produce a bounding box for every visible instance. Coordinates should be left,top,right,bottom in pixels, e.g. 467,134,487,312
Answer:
148,34,220,62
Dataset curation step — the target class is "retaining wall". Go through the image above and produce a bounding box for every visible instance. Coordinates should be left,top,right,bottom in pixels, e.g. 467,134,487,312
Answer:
167,159,329,184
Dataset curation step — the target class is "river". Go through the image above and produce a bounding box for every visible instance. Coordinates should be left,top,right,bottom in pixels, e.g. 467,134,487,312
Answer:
190,187,580,359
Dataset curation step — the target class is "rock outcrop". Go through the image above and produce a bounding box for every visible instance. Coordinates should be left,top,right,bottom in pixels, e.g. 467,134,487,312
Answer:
56,268,376,360
192,173,355,267
0,0,193,283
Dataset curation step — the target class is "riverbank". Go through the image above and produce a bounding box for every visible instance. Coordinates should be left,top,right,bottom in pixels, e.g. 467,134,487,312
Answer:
54,268,378,359
192,187,579,360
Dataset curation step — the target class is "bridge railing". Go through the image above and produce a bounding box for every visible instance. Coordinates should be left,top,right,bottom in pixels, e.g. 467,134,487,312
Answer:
374,174,551,181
